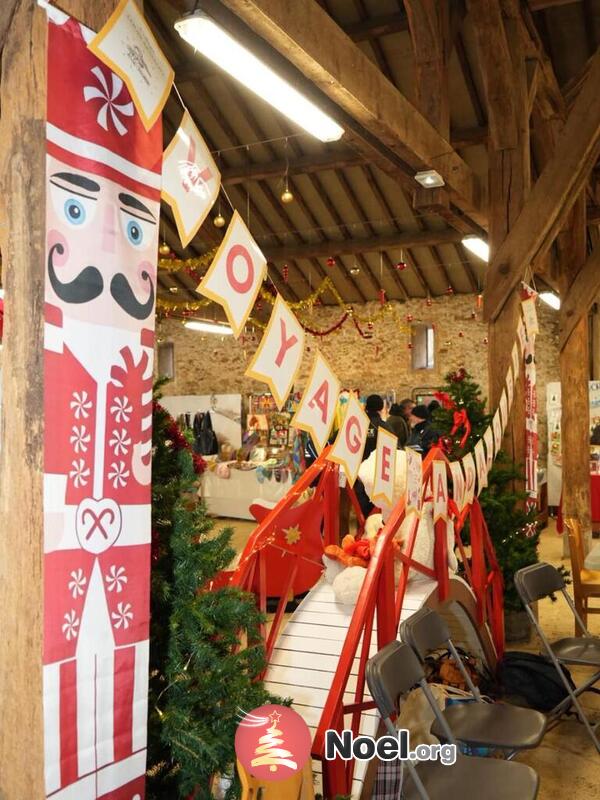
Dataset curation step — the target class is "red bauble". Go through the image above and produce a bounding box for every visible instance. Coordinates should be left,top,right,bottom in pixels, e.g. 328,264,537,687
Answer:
426,297,433,307
446,286,454,295
282,264,289,283
326,256,336,267
379,288,386,305
395,260,408,271
483,337,489,345
458,330,464,338
406,313,413,322
407,342,413,350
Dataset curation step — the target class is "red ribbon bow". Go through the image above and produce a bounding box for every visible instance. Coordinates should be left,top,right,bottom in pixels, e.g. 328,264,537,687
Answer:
450,409,471,449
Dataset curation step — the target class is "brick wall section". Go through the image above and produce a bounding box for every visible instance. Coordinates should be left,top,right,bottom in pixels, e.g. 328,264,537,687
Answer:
156,295,559,459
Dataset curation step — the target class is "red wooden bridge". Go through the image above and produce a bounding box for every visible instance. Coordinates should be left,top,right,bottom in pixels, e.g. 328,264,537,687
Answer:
212,446,504,799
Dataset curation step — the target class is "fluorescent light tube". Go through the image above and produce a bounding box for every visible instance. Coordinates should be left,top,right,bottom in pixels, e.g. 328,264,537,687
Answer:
174,12,344,143
184,319,234,335
462,236,489,262
539,291,560,310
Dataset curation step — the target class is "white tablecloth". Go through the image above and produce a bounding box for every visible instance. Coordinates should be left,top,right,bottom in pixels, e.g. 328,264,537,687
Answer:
200,468,293,519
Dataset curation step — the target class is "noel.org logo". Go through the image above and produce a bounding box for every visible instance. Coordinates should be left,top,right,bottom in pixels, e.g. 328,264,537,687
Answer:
235,704,312,782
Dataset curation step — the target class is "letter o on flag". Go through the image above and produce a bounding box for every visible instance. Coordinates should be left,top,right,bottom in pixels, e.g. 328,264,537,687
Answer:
345,416,361,454
226,244,254,294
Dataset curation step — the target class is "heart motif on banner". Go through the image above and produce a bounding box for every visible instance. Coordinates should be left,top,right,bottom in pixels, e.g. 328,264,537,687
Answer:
76,497,122,554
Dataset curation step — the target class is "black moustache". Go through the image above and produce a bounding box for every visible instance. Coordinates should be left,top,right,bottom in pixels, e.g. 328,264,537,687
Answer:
48,243,104,304
110,270,154,320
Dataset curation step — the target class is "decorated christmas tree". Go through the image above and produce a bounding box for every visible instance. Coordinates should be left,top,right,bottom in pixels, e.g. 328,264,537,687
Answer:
148,385,274,799
431,369,540,612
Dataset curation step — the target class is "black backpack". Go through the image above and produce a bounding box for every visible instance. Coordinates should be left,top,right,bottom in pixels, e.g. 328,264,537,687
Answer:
496,651,576,712
195,412,219,456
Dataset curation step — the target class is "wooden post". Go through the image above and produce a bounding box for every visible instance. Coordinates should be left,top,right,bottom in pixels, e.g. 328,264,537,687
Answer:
558,196,591,551
0,1,117,797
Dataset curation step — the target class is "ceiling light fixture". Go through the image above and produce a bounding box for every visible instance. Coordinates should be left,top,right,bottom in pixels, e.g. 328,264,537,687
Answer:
174,12,344,143
414,169,445,188
539,291,560,310
184,319,234,335
462,236,490,262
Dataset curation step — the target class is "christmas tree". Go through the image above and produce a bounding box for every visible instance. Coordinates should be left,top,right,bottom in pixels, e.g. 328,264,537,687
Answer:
251,712,297,774
431,369,540,612
148,385,275,799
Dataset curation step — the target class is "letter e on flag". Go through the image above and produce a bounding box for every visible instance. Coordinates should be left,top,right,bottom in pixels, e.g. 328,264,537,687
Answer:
291,352,340,452
245,295,305,409
197,210,266,337
327,395,369,485
372,426,398,508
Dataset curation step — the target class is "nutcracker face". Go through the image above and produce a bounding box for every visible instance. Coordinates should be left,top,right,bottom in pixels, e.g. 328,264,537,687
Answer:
46,155,159,331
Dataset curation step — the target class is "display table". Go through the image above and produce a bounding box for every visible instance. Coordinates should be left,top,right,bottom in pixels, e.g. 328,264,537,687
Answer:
200,468,293,520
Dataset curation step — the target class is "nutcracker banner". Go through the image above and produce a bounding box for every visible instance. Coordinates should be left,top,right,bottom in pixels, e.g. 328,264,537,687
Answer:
197,209,266,337
245,295,305,410
405,447,423,517
291,352,339,453
371,426,398,508
43,9,160,799
432,460,448,522
327,394,369,486
162,110,221,247
450,460,466,512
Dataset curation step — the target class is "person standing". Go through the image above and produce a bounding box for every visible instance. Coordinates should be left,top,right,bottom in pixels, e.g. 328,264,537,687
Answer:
385,402,410,448
363,394,386,460
407,404,439,454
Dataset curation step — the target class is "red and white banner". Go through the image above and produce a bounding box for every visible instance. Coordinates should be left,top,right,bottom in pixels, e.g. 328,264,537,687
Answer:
327,394,369,486
371,426,398,508
43,11,160,799
522,287,539,506
198,210,266,337
245,295,305,410
291,352,339,453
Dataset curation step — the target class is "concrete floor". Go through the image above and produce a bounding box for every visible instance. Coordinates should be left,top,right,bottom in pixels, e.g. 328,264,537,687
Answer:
216,514,600,798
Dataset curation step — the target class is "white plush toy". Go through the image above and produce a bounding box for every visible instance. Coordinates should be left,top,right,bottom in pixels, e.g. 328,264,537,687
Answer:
324,449,457,606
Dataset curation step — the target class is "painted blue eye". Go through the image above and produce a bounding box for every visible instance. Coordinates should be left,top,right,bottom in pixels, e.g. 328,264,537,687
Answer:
126,219,143,246
64,198,85,225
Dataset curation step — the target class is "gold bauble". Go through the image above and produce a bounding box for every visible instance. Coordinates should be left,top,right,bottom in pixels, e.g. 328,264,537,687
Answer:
213,213,226,228
159,241,171,256
281,188,294,204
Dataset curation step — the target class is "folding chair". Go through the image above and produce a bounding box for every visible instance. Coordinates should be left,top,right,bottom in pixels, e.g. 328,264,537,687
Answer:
515,561,600,753
366,640,539,800
400,607,546,757
564,517,600,635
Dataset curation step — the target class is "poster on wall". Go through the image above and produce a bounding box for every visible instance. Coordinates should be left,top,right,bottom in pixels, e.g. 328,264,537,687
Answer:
43,10,160,798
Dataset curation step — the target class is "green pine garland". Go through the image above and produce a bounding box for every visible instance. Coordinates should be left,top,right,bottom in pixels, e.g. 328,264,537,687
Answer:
148,383,276,799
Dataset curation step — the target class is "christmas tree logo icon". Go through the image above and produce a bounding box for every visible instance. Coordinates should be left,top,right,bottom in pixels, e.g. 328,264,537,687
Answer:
235,704,312,783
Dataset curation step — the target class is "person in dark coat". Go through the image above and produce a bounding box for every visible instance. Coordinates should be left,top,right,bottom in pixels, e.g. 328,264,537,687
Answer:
407,404,439,454
362,394,386,461
385,402,410,448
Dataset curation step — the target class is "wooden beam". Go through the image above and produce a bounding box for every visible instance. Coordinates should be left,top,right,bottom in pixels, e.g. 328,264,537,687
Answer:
485,49,600,321
466,0,518,150
221,150,369,184
450,125,488,148
528,0,582,8
215,0,485,226
263,229,464,261
559,245,600,347
344,11,408,41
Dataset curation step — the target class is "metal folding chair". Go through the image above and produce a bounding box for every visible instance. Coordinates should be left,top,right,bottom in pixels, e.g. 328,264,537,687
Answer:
515,561,600,753
400,607,546,757
366,640,539,800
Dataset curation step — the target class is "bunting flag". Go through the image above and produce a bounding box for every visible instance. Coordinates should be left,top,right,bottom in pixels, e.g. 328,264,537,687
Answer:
162,111,221,247
450,460,466,512
517,317,527,353
462,452,476,507
43,9,160,798
511,342,520,380
499,388,509,433
474,439,488,493
506,364,514,410
492,409,503,454
405,447,423,516
89,0,173,131
291,352,339,453
371,426,398,508
197,210,266,337
327,394,369,486
483,426,495,472
245,296,305,410
432,461,448,522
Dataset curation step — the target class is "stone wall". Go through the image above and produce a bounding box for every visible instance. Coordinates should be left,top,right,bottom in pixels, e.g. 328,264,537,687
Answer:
156,295,560,460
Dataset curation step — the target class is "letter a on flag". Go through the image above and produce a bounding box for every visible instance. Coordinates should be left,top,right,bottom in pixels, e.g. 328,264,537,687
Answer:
372,426,398,508
245,295,305,409
162,111,221,247
197,210,266,337
432,461,448,522
327,394,369,486
291,352,339,452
